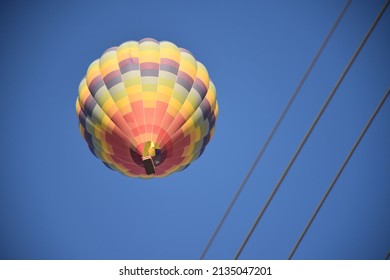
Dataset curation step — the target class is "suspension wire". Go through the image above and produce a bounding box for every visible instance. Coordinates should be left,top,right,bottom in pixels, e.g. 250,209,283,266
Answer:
199,0,353,260
234,0,389,260
288,87,390,259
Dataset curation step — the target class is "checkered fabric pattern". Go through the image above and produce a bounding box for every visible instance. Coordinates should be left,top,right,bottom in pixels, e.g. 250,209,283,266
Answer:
76,38,218,178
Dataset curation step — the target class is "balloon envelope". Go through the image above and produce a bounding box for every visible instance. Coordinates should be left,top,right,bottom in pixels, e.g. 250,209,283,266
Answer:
76,38,218,178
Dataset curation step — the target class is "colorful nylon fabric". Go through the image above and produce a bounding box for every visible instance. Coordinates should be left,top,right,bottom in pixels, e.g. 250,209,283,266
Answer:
76,38,218,178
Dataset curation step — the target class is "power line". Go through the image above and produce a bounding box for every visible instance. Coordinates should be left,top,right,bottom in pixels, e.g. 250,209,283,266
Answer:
199,0,353,260
234,0,389,260
288,87,390,259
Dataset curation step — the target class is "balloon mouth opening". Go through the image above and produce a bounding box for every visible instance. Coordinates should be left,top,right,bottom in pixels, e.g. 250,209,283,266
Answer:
129,141,167,175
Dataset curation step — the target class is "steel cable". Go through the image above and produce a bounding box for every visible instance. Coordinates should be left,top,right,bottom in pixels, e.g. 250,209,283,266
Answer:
234,0,389,259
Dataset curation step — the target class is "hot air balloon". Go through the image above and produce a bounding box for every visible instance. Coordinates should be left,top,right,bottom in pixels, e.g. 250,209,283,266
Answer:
76,38,218,178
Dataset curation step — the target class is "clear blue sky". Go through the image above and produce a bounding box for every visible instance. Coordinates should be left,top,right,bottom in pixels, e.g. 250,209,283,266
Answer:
0,0,389,260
